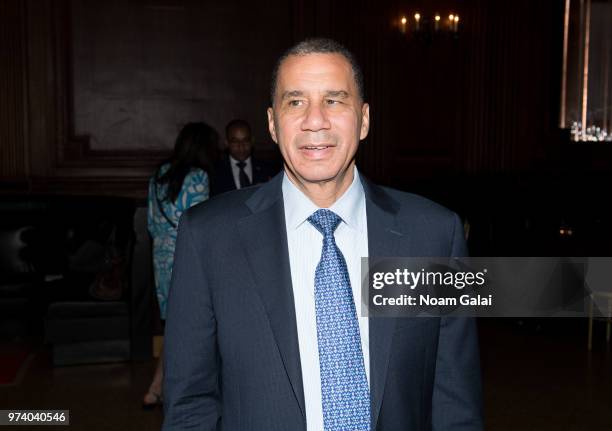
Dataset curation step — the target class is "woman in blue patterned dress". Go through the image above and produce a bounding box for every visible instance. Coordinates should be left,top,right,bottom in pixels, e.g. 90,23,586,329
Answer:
143,122,218,408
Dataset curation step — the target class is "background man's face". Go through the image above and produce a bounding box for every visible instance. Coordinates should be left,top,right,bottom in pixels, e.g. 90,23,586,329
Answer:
227,126,252,162
267,53,369,186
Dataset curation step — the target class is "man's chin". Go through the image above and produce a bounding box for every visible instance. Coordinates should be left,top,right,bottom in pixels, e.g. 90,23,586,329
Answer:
295,171,353,188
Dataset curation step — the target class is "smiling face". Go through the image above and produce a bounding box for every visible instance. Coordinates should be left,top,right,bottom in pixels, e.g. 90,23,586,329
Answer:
267,53,369,198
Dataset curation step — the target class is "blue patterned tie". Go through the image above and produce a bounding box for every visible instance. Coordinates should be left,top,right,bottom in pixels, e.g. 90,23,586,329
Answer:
308,209,370,431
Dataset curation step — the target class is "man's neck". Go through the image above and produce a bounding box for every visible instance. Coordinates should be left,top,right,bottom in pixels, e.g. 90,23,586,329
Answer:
285,164,355,208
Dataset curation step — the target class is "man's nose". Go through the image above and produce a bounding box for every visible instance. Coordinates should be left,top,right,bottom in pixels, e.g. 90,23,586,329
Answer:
301,102,331,131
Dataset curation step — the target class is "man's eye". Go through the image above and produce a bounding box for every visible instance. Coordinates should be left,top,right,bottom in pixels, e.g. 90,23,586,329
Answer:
326,99,341,105
288,100,304,107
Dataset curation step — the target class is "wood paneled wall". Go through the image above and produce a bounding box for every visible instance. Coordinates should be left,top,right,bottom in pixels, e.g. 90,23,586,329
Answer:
0,1,28,189
459,0,564,175
0,0,566,198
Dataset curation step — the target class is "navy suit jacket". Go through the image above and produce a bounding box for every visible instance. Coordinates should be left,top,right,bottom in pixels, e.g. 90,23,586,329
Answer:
163,172,483,430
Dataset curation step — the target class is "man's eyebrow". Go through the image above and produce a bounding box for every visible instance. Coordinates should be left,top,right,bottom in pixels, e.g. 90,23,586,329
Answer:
325,90,349,98
280,90,351,100
281,90,304,100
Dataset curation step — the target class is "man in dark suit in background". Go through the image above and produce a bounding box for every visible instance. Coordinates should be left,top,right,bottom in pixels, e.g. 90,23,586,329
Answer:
210,119,276,195
163,38,483,430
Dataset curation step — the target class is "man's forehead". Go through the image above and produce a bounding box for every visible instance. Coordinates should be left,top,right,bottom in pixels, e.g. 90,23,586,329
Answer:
227,125,250,137
277,55,356,100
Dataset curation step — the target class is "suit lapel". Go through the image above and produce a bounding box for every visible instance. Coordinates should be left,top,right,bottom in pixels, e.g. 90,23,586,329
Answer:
361,178,412,430
252,160,265,184
236,174,306,420
224,159,238,191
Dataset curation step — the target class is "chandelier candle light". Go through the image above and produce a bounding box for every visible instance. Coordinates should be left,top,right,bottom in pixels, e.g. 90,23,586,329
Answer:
397,12,460,37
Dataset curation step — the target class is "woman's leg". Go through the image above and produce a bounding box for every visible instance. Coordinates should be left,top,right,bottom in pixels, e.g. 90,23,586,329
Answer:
143,345,163,407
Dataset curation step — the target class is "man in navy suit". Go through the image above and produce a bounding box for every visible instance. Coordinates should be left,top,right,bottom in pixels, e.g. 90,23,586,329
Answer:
210,119,276,196
163,38,483,430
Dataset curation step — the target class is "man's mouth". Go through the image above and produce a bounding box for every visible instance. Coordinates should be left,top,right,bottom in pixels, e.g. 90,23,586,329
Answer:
302,146,331,150
299,144,335,159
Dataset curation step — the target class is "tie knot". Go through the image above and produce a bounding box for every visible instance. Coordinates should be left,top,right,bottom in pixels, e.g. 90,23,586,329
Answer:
308,209,342,237
236,161,246,169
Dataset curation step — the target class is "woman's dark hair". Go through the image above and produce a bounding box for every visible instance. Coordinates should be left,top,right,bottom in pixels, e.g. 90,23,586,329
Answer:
156,122,219,203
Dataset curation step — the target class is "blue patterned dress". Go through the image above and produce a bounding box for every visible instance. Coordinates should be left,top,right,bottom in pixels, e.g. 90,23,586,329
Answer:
147,164,209,319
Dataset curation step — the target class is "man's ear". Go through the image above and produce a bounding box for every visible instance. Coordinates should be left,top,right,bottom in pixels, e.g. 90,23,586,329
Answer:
360,103,370,141
267,107,278,144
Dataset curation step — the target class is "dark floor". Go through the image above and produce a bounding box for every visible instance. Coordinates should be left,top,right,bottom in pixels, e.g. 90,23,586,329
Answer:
0,347,163,430
480,319,612,431
0,319,610,430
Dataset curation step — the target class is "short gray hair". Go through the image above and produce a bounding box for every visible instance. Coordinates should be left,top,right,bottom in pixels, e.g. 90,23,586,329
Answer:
270,38,365,105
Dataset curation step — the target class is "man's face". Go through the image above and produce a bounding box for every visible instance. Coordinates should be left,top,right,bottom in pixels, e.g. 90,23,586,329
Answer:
267,53,369,187
227,126,252,162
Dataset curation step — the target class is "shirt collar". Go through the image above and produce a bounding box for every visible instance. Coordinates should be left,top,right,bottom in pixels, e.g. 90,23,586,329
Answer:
229,155,251,166
282,167,366,232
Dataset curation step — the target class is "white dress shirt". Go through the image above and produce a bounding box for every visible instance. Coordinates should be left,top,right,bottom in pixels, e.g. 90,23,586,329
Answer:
282,167,370,431
229,155,253,189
